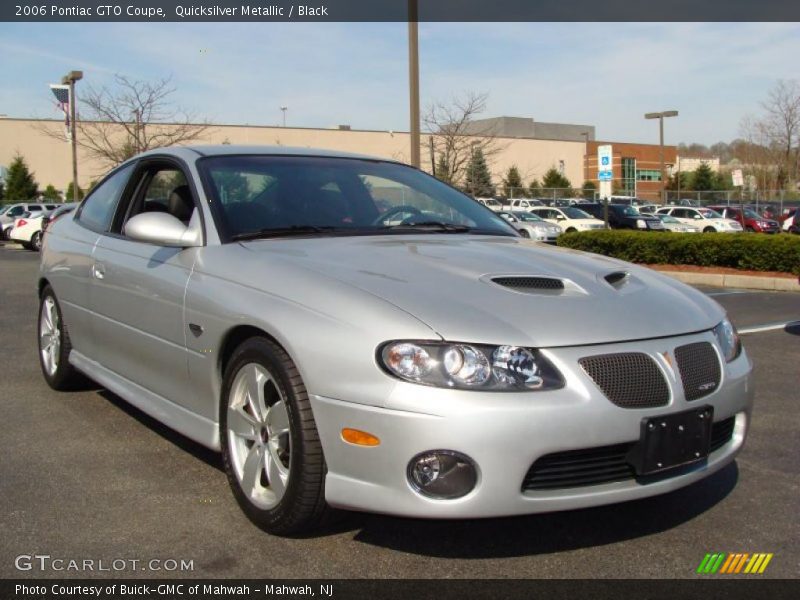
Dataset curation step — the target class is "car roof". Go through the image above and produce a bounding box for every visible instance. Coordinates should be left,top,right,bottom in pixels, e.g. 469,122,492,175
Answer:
136,144,398,163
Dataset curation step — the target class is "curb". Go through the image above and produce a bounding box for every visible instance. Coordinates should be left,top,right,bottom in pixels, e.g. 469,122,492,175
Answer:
649,268,800,292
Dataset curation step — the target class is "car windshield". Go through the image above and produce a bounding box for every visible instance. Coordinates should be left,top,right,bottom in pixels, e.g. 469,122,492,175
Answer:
199,156,517,240
513,211,544,222
562,207,592,219
743,209,762,219
658,215,679,223
698,208,722,219
621,206,639,216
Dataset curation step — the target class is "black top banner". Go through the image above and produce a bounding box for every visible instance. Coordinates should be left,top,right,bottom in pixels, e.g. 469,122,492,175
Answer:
3,0,800,22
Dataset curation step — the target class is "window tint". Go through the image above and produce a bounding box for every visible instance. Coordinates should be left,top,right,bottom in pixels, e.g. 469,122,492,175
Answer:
29,205,43,212
78,163,134,232
7,206,24,217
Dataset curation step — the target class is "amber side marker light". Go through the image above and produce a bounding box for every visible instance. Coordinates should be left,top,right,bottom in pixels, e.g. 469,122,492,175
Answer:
341,428,381,447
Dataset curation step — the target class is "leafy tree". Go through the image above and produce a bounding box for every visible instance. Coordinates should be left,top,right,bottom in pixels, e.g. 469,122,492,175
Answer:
66,182,85,201
4,154,39,200
463,147,494,197
434,154,452,184
691,162,716,191
502,165,526,198
42,184,62,201
665,172,691,191
528,179,542,198
0,179,4,202
581,181,597,199
542,167,573,197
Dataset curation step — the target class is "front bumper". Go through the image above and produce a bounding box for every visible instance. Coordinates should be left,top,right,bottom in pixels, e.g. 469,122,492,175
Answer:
310,330,753,518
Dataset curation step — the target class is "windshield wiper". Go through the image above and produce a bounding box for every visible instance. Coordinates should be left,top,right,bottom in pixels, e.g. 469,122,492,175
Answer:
231,225,339,241
382,221,472,233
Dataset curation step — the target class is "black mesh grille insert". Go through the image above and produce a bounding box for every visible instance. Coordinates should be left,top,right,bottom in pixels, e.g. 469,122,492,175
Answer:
579,352,669,408
491,276,565,291
521,416,736,491
675,342,722,401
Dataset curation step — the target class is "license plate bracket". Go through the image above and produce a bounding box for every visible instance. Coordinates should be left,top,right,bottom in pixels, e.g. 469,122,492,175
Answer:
628,406,714,476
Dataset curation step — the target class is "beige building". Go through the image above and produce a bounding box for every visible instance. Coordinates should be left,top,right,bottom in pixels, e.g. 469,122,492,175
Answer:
676,156,720,173
0,118,585,197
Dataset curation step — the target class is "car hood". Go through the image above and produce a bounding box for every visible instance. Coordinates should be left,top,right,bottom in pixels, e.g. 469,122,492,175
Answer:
241,235,724,348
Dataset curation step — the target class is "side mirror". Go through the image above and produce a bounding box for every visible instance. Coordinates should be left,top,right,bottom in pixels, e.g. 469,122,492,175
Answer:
124,210,202,247
556,215,566,220
693,214,702,220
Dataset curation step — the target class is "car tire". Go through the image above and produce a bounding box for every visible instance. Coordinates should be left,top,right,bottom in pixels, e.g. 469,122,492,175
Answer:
703,227,716,233
38,285,86,390
220,336,329,535
745,226,755,233
566,227,577,233
31,231,42,251
519,229,530,238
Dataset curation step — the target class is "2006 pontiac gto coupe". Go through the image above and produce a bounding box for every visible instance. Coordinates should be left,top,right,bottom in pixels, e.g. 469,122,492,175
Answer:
38,146,753,534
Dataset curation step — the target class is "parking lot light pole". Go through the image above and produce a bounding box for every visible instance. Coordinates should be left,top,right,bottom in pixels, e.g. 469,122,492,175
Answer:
645,110,678,204
408,0,421,168
62,70,83,201
280,106,288,127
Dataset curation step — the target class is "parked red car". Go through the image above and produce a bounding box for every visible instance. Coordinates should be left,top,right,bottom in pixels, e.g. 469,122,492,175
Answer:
708,205,780,233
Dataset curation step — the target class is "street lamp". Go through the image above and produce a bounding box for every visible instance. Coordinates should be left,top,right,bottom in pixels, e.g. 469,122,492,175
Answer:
408,0,421,168
280,106,288,127
61,70,83,201
644,110,678,204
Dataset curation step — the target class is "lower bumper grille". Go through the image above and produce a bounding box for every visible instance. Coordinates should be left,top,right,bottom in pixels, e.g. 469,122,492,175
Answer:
521,416,736,491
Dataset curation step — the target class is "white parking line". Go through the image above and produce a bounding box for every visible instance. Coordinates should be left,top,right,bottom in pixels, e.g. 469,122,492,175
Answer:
739,321,800,335
705,290,759,297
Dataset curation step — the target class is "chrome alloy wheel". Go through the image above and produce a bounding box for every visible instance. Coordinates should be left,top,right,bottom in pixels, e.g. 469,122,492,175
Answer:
39,296,61,377
227,363,292,510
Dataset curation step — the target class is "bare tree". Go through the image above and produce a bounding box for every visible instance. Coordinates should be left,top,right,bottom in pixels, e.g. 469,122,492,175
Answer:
759,79,800,186
423,91,504,188
37,75,211,169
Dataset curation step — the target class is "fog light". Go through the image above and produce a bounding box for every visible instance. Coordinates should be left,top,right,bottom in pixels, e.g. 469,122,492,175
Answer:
407,450,477,499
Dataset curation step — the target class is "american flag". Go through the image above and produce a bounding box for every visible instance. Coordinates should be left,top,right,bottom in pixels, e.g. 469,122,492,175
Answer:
49,84,71,140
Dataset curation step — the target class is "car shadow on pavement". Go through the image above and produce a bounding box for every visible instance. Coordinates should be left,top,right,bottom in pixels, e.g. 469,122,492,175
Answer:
98,390,223,471
349,463,739,558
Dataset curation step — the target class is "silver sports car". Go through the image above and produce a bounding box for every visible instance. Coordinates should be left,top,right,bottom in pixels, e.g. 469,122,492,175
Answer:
38,146,753,534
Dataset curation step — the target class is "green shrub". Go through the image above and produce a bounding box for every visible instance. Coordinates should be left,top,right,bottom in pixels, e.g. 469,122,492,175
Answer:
556,230,800,275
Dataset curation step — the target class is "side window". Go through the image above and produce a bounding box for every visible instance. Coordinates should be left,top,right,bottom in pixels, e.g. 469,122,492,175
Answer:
29,204,43,212
78,163,134,232
8,206,24,217
120,166,194,231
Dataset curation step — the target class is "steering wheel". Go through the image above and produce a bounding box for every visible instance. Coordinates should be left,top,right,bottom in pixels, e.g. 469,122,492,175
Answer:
373,205,423,226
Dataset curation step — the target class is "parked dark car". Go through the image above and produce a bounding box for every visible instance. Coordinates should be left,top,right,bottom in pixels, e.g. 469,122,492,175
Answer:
708,205,780,233
579,203,664,230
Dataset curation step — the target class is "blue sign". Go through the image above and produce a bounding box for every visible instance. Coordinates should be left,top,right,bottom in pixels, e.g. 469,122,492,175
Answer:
599,171,612,181
601,156,610,166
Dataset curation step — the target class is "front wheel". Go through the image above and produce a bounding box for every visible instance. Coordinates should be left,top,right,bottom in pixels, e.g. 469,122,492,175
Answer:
566,227,577,233
703,226,716,233
220,337,329,535
518,229,530,238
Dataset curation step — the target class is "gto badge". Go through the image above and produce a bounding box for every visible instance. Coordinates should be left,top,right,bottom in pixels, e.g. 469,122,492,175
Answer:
698,382,717,391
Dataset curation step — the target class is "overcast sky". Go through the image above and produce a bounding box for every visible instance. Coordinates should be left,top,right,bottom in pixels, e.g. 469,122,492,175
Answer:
0,22,797,145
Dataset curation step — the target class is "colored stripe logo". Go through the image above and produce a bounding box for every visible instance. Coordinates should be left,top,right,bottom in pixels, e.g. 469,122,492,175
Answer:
697,553,774,574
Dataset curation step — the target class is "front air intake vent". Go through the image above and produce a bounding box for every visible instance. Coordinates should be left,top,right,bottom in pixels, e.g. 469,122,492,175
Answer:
605,271,629,286
675,342,722,401
579,352,670,408
491,276,565,291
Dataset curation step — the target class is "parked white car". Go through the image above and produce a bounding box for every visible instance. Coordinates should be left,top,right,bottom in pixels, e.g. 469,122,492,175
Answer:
10,203,78,251
498,211,562,242
503,198,542,211
656,214,700,233
528,206,605,233
1,203,59,240
656,207,742,233
476,198,503,211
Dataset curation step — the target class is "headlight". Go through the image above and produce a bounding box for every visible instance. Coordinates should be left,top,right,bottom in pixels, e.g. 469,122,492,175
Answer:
380,341,565,391
713,318,741,362
636,219,646,229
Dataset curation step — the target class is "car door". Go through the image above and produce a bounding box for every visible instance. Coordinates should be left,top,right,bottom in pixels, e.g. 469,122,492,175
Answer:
52,163,136,358
89,160,201,408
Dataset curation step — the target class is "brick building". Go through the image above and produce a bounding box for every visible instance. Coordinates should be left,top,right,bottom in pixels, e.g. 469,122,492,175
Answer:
584,140,677,202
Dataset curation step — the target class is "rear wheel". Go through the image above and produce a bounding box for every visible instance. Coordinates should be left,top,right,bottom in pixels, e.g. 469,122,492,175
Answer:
38,285,85,390
220,337,329,535
31,231,42,251
703,226,716,233
566,227,577,233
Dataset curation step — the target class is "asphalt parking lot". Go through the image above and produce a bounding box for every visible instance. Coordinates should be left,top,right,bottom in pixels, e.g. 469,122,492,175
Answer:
1,244,798,580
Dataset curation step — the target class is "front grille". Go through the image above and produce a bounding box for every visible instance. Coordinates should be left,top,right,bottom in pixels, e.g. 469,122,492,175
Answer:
579,353,669,408
675,342,721,401
491,276,564,291
522,416,737,491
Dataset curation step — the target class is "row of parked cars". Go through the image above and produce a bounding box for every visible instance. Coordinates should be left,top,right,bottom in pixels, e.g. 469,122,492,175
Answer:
478,196,800,235
0,202,78,250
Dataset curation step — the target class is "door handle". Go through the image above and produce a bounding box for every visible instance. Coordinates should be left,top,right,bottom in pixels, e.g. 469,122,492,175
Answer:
92,263,105,280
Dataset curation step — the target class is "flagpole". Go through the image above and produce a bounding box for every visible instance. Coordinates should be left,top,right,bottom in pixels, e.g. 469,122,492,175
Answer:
62,71,82,201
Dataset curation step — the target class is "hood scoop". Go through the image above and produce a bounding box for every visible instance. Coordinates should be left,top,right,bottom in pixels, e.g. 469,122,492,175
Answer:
604,271,629,287
491,276,565,291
